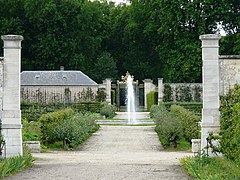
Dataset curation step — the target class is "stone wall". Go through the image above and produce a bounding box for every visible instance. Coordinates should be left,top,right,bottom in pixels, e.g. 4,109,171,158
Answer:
165,83,202,102
21,85,98,103
219,55,240,95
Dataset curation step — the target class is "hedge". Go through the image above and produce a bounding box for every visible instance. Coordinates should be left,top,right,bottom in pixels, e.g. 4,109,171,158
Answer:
220,85,240,162
146,90,158,111
163,102,202,114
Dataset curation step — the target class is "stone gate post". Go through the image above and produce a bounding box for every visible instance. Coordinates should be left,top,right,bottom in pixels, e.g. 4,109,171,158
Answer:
199,34,221,155
1,35,23,157
158,78,163,104
105,78,112,104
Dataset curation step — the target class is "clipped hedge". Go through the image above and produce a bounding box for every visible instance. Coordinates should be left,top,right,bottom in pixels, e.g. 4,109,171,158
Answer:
170,105,201,142
146,90,158,111
164,102,202,114
220,85,240,162
39,108,74,144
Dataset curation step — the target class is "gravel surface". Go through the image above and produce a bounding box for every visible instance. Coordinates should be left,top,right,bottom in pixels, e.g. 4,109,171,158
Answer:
7,126,192,180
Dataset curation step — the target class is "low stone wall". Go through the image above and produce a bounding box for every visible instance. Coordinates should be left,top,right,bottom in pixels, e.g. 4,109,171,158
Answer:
23,141,40,153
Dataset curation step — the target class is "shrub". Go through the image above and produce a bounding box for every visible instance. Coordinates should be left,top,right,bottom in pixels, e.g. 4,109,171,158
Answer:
0,147,33,178
95,88,106,102
147,90,158,111
170,105,201,142
100,102,116,118
150,105,161,118
39,108,74,144
54,113,99,148
22,118,41,141
163,84,173,102
220,85,240,162
153,104,183,147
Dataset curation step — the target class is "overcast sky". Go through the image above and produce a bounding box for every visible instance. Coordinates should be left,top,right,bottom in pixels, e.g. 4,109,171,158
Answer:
108,0,129,5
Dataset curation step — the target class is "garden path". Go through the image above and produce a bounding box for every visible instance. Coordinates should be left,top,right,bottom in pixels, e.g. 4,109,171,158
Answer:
7,126,192,180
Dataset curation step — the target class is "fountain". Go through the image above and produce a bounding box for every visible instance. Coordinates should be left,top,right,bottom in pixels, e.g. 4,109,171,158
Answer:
126,74,136,124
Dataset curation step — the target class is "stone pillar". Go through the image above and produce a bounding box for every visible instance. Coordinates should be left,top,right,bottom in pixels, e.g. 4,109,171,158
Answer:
158,78,163,104
199,34,221,155
1,35,23,157
143,79,156,111
105,78,112,104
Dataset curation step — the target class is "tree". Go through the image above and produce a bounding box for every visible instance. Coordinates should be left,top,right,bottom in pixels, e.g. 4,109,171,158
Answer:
92,52,118,83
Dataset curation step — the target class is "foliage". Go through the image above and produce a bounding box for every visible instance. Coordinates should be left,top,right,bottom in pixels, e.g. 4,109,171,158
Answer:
95,88,107,102
146,90,158,111
152,104,200,148
180,86,193,102
100,102,116,118
193,85,202,102
39,108,74,144
0,0,238,83
54,113,99,149
81,88,95,102
181,155,240,179
92,52,118,83
163,102,202,114
170,105,201,142
153,104,183,147
149,105,161,118
0,147,33,178
220,84,240,162
22,118,41,141
163,84,173,102
111,90,116,104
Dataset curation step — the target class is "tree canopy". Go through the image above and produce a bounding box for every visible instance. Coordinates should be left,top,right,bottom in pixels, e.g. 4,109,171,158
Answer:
0,0,239,83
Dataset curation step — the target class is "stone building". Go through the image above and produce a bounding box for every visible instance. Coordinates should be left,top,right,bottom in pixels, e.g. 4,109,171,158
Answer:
21,68,98,103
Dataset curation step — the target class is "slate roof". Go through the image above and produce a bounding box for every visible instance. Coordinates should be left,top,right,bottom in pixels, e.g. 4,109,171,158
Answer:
21,71,98,86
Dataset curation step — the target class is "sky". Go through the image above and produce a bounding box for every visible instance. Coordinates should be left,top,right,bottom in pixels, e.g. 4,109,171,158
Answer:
108,0,129,5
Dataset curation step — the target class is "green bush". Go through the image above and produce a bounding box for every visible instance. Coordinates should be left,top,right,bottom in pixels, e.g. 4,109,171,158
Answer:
100,103,116,118
22,118,41,141
170,105,201,142
220,85,240,162
153,104,183,147
39,108,74,144
149,105,161,118
0,147,33,178
95,88,106,102
54,113,99,149
146,90,158,111
163,84,173,102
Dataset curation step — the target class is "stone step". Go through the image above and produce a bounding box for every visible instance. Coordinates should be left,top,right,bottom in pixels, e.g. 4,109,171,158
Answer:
96,119,155,125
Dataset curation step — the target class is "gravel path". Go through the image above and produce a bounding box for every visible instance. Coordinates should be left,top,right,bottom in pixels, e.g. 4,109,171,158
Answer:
7,126,192,180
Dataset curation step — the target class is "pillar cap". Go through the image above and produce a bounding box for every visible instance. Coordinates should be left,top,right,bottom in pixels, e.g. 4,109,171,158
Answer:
199,34,221,40
1,35,24,41
143,79,153,83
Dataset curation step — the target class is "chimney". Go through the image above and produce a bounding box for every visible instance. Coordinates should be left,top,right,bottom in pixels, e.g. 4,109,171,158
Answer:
60,66,64,71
